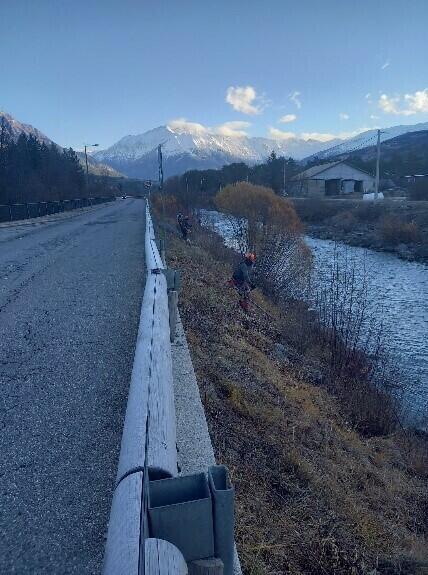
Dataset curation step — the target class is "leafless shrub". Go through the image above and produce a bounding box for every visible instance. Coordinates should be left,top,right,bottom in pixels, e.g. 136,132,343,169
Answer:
292,197,342,223
381,215,421,245
330,210,358,232
353,201,383,222
311,246,402,435
255,231,313,301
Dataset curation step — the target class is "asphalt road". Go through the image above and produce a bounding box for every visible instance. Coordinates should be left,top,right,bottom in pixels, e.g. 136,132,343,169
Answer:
0,199,145,574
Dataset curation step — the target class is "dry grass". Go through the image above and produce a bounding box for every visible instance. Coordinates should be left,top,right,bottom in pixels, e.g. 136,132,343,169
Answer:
165,227,428,575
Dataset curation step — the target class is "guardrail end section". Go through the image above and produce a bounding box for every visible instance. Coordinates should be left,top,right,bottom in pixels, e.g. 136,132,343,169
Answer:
145,538,188,574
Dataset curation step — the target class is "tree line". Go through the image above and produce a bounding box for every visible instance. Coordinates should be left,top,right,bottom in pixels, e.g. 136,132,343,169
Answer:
163,151,299,209
0,117,86,204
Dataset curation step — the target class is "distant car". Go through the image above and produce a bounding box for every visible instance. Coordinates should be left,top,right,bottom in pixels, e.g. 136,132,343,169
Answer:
121,195,126,199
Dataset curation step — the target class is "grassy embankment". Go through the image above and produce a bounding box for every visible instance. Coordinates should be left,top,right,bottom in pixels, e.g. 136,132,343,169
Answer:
293,199,428,263
165,224,428,575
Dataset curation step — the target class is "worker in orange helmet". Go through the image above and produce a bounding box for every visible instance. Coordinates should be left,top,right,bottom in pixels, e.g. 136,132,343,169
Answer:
230,252,257,312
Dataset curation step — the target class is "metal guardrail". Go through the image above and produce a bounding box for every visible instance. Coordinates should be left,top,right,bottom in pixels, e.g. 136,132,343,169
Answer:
103,202,235,575
103,201,182,575
0,197,115,223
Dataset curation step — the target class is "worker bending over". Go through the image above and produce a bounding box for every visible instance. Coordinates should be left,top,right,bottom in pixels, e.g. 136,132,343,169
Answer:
231,252,256,312
177,213,192,242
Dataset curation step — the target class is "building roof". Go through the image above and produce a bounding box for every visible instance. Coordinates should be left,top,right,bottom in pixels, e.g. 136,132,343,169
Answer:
292,160,374,181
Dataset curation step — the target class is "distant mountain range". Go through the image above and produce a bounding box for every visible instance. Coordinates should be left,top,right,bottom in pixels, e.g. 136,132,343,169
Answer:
3,111,428,181
94,121,428,180
93,125,342,179
0,112,122,178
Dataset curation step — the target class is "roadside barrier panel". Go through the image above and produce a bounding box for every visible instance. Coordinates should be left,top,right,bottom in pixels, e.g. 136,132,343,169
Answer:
0,197,115,223
10,204,27,220
104,201,235,575
115,271,177,484
103,472,144,575
0,205,11,222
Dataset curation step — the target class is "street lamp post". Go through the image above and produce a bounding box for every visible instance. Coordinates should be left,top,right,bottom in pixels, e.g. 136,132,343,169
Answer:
84,143,99,188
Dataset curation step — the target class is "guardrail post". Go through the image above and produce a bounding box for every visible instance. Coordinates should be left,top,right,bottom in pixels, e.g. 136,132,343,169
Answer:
159,238,166,266
168,290,178,343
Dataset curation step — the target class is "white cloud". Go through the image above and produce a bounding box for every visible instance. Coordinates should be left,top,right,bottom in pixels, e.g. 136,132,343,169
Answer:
225,86,261,115
269,127,369,143
213,121,250,137
301,128,370,141
268,127,296,140
168,118,251,138
168,118,208,134
378,89,428,116
289,91,302,109
300,132,338,142
381,60,390,70
279,114,297,123
370,114,380,120
339,112,350,120
405,89,428,113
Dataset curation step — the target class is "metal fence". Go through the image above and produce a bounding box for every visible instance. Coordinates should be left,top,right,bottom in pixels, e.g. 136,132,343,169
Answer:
0,196,116,223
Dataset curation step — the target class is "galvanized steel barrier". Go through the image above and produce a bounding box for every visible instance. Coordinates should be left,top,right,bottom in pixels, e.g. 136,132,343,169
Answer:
103,202,235,575
0,196,115,223
103,201,182,575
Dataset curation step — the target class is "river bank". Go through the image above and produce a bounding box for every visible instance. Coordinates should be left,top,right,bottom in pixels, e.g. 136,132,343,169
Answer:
292,199,428,264
165,224,428,575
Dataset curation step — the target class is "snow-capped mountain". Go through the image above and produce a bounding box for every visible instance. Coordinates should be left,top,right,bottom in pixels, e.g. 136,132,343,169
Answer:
94,125,342,180
0,111,122,177
304,121,428,162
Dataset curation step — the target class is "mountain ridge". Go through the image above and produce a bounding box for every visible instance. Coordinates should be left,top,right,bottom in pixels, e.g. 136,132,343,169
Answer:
0,111,123,178
304,121,428,162
94,121,428,180
93,124,342,179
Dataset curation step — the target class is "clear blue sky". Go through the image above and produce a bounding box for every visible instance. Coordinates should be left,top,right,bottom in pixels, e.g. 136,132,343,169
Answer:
1,0,427,149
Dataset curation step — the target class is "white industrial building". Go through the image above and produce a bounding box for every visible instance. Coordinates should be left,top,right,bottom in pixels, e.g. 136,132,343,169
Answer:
290,161,375,197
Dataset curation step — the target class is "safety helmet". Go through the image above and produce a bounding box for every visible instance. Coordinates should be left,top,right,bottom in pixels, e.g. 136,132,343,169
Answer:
245,252,256,263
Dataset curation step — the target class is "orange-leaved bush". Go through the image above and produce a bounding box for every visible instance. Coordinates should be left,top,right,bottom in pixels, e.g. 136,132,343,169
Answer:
215,182,311,300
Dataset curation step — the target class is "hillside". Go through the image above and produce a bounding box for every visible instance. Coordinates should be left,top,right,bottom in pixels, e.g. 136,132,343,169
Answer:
305,122,428,163
0,112,122,178
341,130,428,177
164,224,428,575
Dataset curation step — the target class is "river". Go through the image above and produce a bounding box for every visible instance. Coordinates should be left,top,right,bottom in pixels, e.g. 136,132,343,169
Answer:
201,210,428,423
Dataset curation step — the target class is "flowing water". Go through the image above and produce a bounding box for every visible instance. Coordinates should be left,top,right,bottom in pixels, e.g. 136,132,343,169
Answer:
201,210,428,423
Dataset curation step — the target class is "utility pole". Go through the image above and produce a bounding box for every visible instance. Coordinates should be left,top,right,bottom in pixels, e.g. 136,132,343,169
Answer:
84,143,99,189
374,129,381,200
283,157,286,196
158,143,166,259
158,144,164,191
